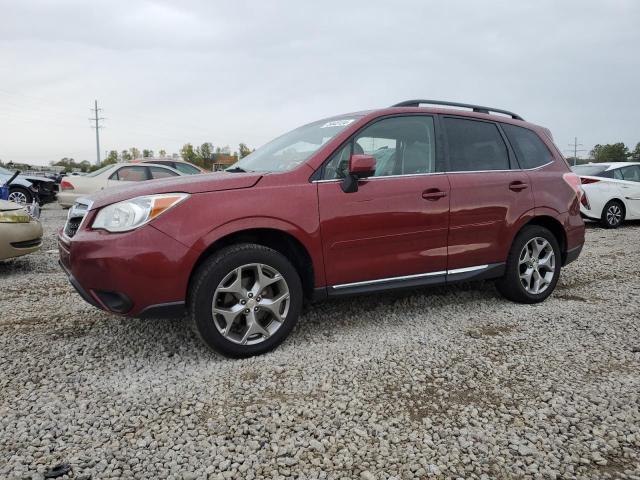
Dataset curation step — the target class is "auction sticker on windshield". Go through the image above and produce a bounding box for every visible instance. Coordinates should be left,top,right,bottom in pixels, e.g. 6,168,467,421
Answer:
320,119,355,128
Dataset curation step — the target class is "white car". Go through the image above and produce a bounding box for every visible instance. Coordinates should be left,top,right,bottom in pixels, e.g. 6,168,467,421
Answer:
572,162,640,228
57,163,184,208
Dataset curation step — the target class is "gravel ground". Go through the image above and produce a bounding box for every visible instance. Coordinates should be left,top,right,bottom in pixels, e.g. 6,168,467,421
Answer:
1,204,639,480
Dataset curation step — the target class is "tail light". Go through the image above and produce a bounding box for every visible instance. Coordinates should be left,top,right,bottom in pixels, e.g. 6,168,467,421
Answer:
60,180,74,191
580,177,600,185
563,172,589,208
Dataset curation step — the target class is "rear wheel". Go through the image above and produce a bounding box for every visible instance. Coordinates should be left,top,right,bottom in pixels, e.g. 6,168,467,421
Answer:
496,225,561,304
8,187,33,205
189,243,303,358
600,200,624,228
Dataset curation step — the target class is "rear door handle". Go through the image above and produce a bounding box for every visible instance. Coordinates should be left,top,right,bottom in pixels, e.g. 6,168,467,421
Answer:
422,189,447,200
509,181,528,192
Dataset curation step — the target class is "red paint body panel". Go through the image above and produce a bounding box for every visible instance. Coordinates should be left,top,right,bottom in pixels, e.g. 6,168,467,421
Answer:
317,174,450,285
58,105,585,316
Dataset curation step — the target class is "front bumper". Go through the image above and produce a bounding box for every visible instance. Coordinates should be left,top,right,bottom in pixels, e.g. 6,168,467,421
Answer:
0,221,43,261
58,223,197,317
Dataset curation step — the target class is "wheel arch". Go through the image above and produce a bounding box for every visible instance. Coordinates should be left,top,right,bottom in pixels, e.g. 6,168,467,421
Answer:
189,227,316,301
521,215,568,263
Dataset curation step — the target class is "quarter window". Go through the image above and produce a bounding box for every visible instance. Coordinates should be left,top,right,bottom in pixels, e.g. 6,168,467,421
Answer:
502,124,553,169
322,116,436,179
444,117,510,172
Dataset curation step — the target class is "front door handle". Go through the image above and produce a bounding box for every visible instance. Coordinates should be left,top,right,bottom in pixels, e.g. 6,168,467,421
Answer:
422,189,447,200
509,181,528,192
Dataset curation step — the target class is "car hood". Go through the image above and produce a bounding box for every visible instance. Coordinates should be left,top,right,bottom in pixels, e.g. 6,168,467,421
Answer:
86,171,265,210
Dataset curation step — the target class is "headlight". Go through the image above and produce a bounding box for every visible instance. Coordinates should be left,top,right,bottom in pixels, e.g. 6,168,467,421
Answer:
92,193,189,233
0,209,31,223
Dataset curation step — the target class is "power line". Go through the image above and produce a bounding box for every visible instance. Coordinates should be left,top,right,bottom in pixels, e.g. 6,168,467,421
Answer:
89,100,105,166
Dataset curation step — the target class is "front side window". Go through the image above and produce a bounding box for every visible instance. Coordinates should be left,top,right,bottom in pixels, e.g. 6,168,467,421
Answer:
502,124,553,169
111,166,149,181
322,116,436,179
231,116,362,173
444,117,510,172
620,165,640,182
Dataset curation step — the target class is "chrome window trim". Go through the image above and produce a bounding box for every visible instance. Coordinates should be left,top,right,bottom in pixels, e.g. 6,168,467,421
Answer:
331,264,490,290
312,161,554,183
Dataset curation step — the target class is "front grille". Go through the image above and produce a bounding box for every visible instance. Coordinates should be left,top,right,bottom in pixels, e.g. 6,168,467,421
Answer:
11,237,42,248
63,200,90,238
64,218,82,238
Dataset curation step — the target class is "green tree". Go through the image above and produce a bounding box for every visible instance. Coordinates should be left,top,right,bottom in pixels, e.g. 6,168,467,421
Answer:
158,149,167,158
142,149,154,158
180,143,197,164
104,150,119,165
129,147,141,159
121,150,132,162
238,143,252,159
631,142,640,161
590,143,629,162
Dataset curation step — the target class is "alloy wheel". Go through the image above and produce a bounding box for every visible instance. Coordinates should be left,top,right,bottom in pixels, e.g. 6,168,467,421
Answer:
518,237,556,295
606,204,622,227
8,191,28,205
211,263,290,345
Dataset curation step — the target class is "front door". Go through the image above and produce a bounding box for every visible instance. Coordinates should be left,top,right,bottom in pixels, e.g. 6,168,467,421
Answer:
317,115,450,288
616,164,640,218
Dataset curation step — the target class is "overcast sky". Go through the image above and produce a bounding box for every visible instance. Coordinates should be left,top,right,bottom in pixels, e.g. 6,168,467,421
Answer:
1,0,639,166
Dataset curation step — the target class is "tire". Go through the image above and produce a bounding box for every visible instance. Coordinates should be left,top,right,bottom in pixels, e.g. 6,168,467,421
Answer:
189,243,303,358
8,186,33,205
600,200,625,229
496,225,561,304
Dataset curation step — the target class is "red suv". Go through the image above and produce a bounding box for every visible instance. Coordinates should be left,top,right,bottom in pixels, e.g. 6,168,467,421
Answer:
58,100,585,357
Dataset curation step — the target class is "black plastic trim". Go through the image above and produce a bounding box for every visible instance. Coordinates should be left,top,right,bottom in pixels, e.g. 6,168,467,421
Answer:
563,245,583,266
138,301,186,319
446,263,505,284
58,260,101,309
328,272,446,297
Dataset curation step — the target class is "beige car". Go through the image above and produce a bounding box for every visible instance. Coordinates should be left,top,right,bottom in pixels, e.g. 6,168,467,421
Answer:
57,162,184,208
0,200,43,261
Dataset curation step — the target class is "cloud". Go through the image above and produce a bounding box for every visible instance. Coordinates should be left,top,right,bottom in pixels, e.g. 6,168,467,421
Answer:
0,0,639,164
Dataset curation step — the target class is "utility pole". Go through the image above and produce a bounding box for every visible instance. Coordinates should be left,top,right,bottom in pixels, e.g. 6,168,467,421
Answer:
89,100,105,166
567,137,585,166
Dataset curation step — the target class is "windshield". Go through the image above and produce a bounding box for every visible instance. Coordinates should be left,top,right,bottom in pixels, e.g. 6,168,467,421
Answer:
572,164,608,176
86,165,114,177
229,116,361,172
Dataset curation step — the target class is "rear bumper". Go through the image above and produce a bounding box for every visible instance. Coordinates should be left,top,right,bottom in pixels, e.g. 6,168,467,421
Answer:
58,223,198,317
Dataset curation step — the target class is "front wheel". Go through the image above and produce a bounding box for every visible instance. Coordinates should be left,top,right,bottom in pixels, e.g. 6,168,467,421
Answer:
496,225,561,304
189,243,303,358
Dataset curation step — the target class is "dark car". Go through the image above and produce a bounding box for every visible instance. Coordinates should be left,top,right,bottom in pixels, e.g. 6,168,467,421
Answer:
0,167,57,205
59,99,585,358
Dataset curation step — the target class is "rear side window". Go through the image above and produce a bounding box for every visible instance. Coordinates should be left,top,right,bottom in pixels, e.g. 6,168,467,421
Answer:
149,166,179,179
620,165,640,182
502,124,554,169
174,163,201,174
110,166,149,181
444,117,509,171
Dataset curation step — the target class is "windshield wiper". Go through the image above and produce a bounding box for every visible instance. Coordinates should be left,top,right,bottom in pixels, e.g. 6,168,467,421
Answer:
226,167,251,173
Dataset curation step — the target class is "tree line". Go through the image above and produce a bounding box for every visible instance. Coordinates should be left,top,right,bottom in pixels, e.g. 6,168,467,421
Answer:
587,142,640,163
49,142,253,172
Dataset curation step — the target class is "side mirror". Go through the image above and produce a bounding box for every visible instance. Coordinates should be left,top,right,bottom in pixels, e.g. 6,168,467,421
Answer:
341,154,376,193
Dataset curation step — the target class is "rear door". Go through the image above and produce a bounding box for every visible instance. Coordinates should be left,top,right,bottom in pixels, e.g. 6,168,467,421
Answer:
443,116,534,270
317,115,450,288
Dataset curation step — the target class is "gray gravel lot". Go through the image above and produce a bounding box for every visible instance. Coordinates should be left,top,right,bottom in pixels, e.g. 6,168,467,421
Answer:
1,204,639,480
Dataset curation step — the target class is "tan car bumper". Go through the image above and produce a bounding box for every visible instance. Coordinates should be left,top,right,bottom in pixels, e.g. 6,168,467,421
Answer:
57,192,82,208
0,221,44,260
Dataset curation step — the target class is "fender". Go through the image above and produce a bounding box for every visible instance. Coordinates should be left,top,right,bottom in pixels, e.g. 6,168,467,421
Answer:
192,216,326,286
